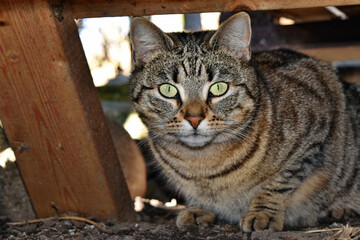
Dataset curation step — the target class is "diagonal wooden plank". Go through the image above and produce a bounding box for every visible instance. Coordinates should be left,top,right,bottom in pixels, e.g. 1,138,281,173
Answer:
0,0,135,221
69,0,360,18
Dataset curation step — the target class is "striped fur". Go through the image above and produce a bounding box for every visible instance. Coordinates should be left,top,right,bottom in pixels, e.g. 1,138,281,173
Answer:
129,13,360,231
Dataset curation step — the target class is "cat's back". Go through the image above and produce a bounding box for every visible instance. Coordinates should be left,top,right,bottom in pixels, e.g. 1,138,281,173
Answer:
252,49,359,141
250,49,346,117
253,48,359,187
250,49,351,170
343,81,360,146
251,48,359,214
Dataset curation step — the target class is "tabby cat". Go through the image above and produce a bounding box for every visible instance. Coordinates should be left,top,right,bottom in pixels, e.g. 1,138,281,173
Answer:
129,12,360,231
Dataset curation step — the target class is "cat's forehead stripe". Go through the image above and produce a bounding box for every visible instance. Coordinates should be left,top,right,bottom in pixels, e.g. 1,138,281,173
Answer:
195,56,202,76
182,58,190,76
181,56,203,77
180,36,203,54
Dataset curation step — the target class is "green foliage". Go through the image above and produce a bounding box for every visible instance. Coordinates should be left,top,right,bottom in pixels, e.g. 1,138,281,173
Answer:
96,84,130,102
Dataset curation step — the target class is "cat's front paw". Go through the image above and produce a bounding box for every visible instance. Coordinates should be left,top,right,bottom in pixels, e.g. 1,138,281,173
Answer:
240,211,284,232
176,208,216,227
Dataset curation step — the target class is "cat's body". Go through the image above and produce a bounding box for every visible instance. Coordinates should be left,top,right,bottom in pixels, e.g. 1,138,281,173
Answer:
129,13,360,231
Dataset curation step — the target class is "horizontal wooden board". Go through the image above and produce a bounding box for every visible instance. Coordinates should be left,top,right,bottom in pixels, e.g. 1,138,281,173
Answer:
300,45,360,62
270,8,335,23
69,0,360,18
250,15,360,62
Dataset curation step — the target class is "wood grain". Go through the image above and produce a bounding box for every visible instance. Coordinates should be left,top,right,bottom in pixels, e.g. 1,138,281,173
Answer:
0,0,135,221
69,0,360,18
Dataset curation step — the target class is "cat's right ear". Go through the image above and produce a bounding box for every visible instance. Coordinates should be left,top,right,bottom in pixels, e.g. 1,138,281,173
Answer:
130,17,174,67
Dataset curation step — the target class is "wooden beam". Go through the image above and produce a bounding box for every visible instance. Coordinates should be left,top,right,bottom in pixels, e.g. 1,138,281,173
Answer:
69,0,360,18
270,8,336,24
0,0,135,221
299,45,360,62
252,18,360,50
251,17,360,62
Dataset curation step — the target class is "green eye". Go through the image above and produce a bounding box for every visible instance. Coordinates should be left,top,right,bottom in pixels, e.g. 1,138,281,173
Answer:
209,82,228,96
159,84,178,98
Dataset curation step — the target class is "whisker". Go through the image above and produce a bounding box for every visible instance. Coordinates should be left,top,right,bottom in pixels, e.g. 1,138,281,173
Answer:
221,127,255,144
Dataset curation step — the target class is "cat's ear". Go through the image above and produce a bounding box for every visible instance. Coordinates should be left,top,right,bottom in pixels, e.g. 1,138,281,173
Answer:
130,17,174,66
209,12,252,61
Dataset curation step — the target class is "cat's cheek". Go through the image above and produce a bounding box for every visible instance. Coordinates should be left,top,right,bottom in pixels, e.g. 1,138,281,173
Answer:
228,108,252,125
208,106,229,120
144,95,178,118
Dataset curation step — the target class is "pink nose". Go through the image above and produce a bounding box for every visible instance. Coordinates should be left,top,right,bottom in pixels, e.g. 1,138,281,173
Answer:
185,116,204,129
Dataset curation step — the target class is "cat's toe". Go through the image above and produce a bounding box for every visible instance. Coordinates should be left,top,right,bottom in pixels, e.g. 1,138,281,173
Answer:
268,214,285,231
241,211,284,232
331,208,353,219
195,211,216,226
176,208,216,227
176,209,196,227
241,212,269,232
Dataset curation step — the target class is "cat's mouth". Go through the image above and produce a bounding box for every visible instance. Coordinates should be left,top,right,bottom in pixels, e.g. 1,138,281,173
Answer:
178,133,213,148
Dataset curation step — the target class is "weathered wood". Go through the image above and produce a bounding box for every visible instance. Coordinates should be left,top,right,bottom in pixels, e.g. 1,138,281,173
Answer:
0,0,135,221
69,0,360,18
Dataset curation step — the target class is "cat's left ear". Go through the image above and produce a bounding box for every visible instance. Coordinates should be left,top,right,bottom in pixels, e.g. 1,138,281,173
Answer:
209,12,252,61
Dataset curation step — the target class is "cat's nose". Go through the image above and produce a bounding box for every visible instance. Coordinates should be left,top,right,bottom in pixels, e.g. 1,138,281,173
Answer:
185,115,204,129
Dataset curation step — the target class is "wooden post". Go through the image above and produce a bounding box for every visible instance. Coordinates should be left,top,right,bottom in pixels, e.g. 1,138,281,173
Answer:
0,0,135,221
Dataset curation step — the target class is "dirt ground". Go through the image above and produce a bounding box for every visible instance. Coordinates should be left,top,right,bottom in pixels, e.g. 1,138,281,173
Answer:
1,161,360,240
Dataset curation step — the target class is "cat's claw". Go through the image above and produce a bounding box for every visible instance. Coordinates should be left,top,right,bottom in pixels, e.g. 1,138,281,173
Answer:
176,208,216,227
241,211,284,232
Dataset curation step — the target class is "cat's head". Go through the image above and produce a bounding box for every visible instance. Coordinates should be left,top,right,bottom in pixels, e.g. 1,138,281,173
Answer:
129,12,259,148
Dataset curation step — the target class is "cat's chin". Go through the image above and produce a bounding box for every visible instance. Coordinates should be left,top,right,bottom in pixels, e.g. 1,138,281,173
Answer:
178,134,213,148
